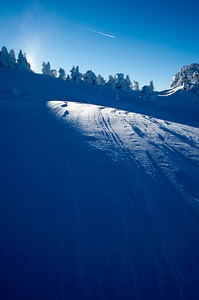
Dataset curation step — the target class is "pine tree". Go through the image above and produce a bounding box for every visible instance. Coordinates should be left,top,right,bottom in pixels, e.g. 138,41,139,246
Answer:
50,69,57,78
66,74,70,81
115,73,126,89
42,62,51,76
83,70,97,84
9,49,17,69
149,80,154,92
0,46,11,68
141,82,156,100
17,50,31,71
141,85,151,99
70,66,82,83
132,81,140,91
58,68,66,80
97,74,106,85
106,75,115,87
171,64,199,89
125,75,131,89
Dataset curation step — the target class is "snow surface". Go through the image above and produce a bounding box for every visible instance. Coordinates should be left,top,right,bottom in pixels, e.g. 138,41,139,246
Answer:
0,68,199,300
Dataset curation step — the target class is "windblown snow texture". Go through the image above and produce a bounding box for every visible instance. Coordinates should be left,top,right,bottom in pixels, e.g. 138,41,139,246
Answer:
0,68,199,300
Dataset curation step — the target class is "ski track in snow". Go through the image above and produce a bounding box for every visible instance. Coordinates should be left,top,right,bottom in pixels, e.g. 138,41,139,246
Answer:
49,100,199,206
1,99,199,300
46,101,199,298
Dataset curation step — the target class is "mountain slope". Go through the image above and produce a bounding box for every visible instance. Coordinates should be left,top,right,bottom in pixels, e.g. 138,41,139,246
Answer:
0,68,199,300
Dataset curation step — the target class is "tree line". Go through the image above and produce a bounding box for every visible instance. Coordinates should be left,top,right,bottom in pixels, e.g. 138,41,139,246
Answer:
0,46,155,98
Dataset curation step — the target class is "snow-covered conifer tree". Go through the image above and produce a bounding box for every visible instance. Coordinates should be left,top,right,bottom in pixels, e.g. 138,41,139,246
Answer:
193,71,199,82
9,49,17,69
17,50,31,71
70,66,82,83
132,81,140,91
115,73,126,89
74,66,82,83
0,46,11,68
106,75,115,87
97,74,106,85
58,68,66,80
70,66,76,82
141,83,156,100
125,75,132,89
42,62,57,78
149,80,154,92
171,63,199,90
141,85,151,99
83,70,97,84
42,62,51,76
50,69,57,78
66,74,71,81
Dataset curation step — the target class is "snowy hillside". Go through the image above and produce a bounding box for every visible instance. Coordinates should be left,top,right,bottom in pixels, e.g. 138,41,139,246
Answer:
0,67,199,300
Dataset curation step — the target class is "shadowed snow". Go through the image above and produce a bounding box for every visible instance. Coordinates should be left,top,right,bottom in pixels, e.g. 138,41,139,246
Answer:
0,69,199,300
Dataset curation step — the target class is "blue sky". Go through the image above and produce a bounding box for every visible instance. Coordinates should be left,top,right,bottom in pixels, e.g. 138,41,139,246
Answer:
1,0,199,90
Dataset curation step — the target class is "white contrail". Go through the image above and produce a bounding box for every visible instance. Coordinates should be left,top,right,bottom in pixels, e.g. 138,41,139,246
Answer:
89,29,115,39
79,26,115,39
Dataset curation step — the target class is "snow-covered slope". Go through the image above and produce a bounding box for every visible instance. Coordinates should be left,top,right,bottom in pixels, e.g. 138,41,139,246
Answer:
0,68,199,300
